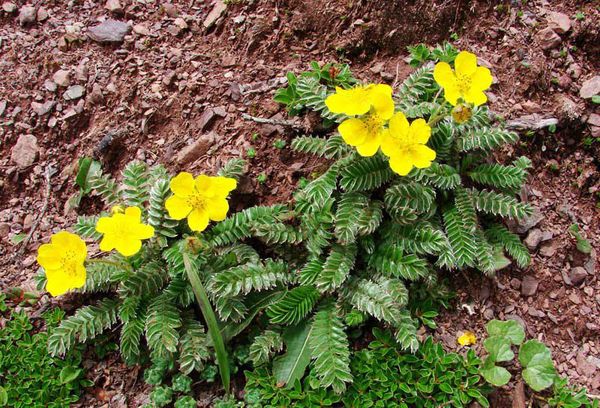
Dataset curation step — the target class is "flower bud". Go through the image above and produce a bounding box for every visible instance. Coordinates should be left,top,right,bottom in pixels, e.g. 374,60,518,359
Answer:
452,103,472,124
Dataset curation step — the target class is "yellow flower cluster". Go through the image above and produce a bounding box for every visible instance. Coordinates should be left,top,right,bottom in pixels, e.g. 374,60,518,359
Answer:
326,85,435,176
325,50,492,175
37,172,237,297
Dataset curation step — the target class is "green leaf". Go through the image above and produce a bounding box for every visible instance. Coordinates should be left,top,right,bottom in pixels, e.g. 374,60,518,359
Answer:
0,387,7,406
480,358,511,387
59,366,82,384
76,157,101,193
9,233,27,245
519,340,557,391
483,337,514,362
273,320,313,388
485,319,525,345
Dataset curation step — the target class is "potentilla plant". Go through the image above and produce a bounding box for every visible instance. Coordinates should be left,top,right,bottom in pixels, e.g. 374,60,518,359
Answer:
36,159,296,394
238,47,534,393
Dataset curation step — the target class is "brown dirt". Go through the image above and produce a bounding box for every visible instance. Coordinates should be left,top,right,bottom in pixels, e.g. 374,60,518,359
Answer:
0,0,598,406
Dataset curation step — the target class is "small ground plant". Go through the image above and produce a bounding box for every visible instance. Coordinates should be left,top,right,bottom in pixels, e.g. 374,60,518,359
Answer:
240,45,533,392
0,305,90,407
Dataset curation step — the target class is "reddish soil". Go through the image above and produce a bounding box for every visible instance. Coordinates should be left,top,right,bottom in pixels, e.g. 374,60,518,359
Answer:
0,0,598,406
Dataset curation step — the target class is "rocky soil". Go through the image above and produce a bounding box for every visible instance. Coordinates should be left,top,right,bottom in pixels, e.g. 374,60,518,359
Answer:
0,0,598,406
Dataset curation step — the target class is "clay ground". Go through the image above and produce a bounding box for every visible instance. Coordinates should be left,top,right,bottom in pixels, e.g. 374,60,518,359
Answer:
0,0,599,406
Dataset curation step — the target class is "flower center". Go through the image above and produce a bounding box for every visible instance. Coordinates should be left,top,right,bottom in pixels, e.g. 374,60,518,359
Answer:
187,193,207,211
456,72,472,95
61,250,79,276
363,113,383,135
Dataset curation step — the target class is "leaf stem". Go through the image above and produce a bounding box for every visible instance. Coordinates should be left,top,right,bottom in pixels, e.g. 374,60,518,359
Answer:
183,252,230,395
86,258,132,273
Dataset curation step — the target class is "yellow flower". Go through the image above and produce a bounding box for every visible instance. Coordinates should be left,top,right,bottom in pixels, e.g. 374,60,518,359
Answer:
165,172,237,232
451,103,473,124
380,112,436,176
325,84,394,157
36,231,87,297
433,51,493,106
96,206,155,257
457,331,477,346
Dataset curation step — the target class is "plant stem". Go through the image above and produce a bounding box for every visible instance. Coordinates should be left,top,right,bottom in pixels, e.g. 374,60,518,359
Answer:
183,252,230,395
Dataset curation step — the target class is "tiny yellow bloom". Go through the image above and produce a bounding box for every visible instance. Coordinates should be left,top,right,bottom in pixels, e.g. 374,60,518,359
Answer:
433,51,493,106
110,205,125,214
165,172,237,232
380,112,436,176
36,231,87,297
457,331,477,346
451,103,473,124
325,84,394,157
96,206,155,257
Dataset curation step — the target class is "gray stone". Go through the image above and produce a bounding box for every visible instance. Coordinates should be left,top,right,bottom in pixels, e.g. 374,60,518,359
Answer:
521,275,539,296
0,100,6,116
88,19,131,43
162,3,178,17
203,0,226,29
175,132,217,165
2,2,17,13
198,108,218,131
580,76,600,99
17,5,35,25
539,240,559,257
63,85,85,101
31,101,55,116
584,249,596,275
514,208,543,234
524,228,544,250
547,11,571,34
538,27,561,50
36,7,48,21
105,0,123,13
52,69,70,87
44,80,57,92
569,267,587,286
576,352,597,377
11,134,39,168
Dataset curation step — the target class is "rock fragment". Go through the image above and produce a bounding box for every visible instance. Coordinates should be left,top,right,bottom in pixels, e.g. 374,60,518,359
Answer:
175,132,218,165
105,0,123,14
88,19,131,43
580,76,600,99
547,11,571,34
538,27,561,50
63,85,85,101
569,267,587,286
31,101,55,116
521,275,539,296
203,0,226,29
17,5,36,25
11,134,39,168
52,70,71,87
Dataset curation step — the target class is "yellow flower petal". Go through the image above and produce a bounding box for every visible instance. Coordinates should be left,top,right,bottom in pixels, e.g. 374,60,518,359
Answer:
409,118,432,144
37,244,62,270
134,223,155,240
389,154,414,176
471,66,493,91
99,235,117,252
355,133,383,157
367,84,395,120
211,177,237,197
410,145,437,168
325,86,371,116
433,62,456,89
96,216,114,234
458,331,477,346
338,118,368,146
187,209,210,232
208,198,230,221
194,174,212,194
388,112,410,138
170,172,195,197
443,84,461,106
165,195,192,220
464,89,488,106
45,268,73,297
115,238,142,257
455,51,478,76
124,206,142,220
380,130,401,158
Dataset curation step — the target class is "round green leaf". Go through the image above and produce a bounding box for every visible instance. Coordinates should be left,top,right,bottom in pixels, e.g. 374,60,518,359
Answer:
485,320,525,345
480,360,511,387
519,340,556,391
483,336,514,362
